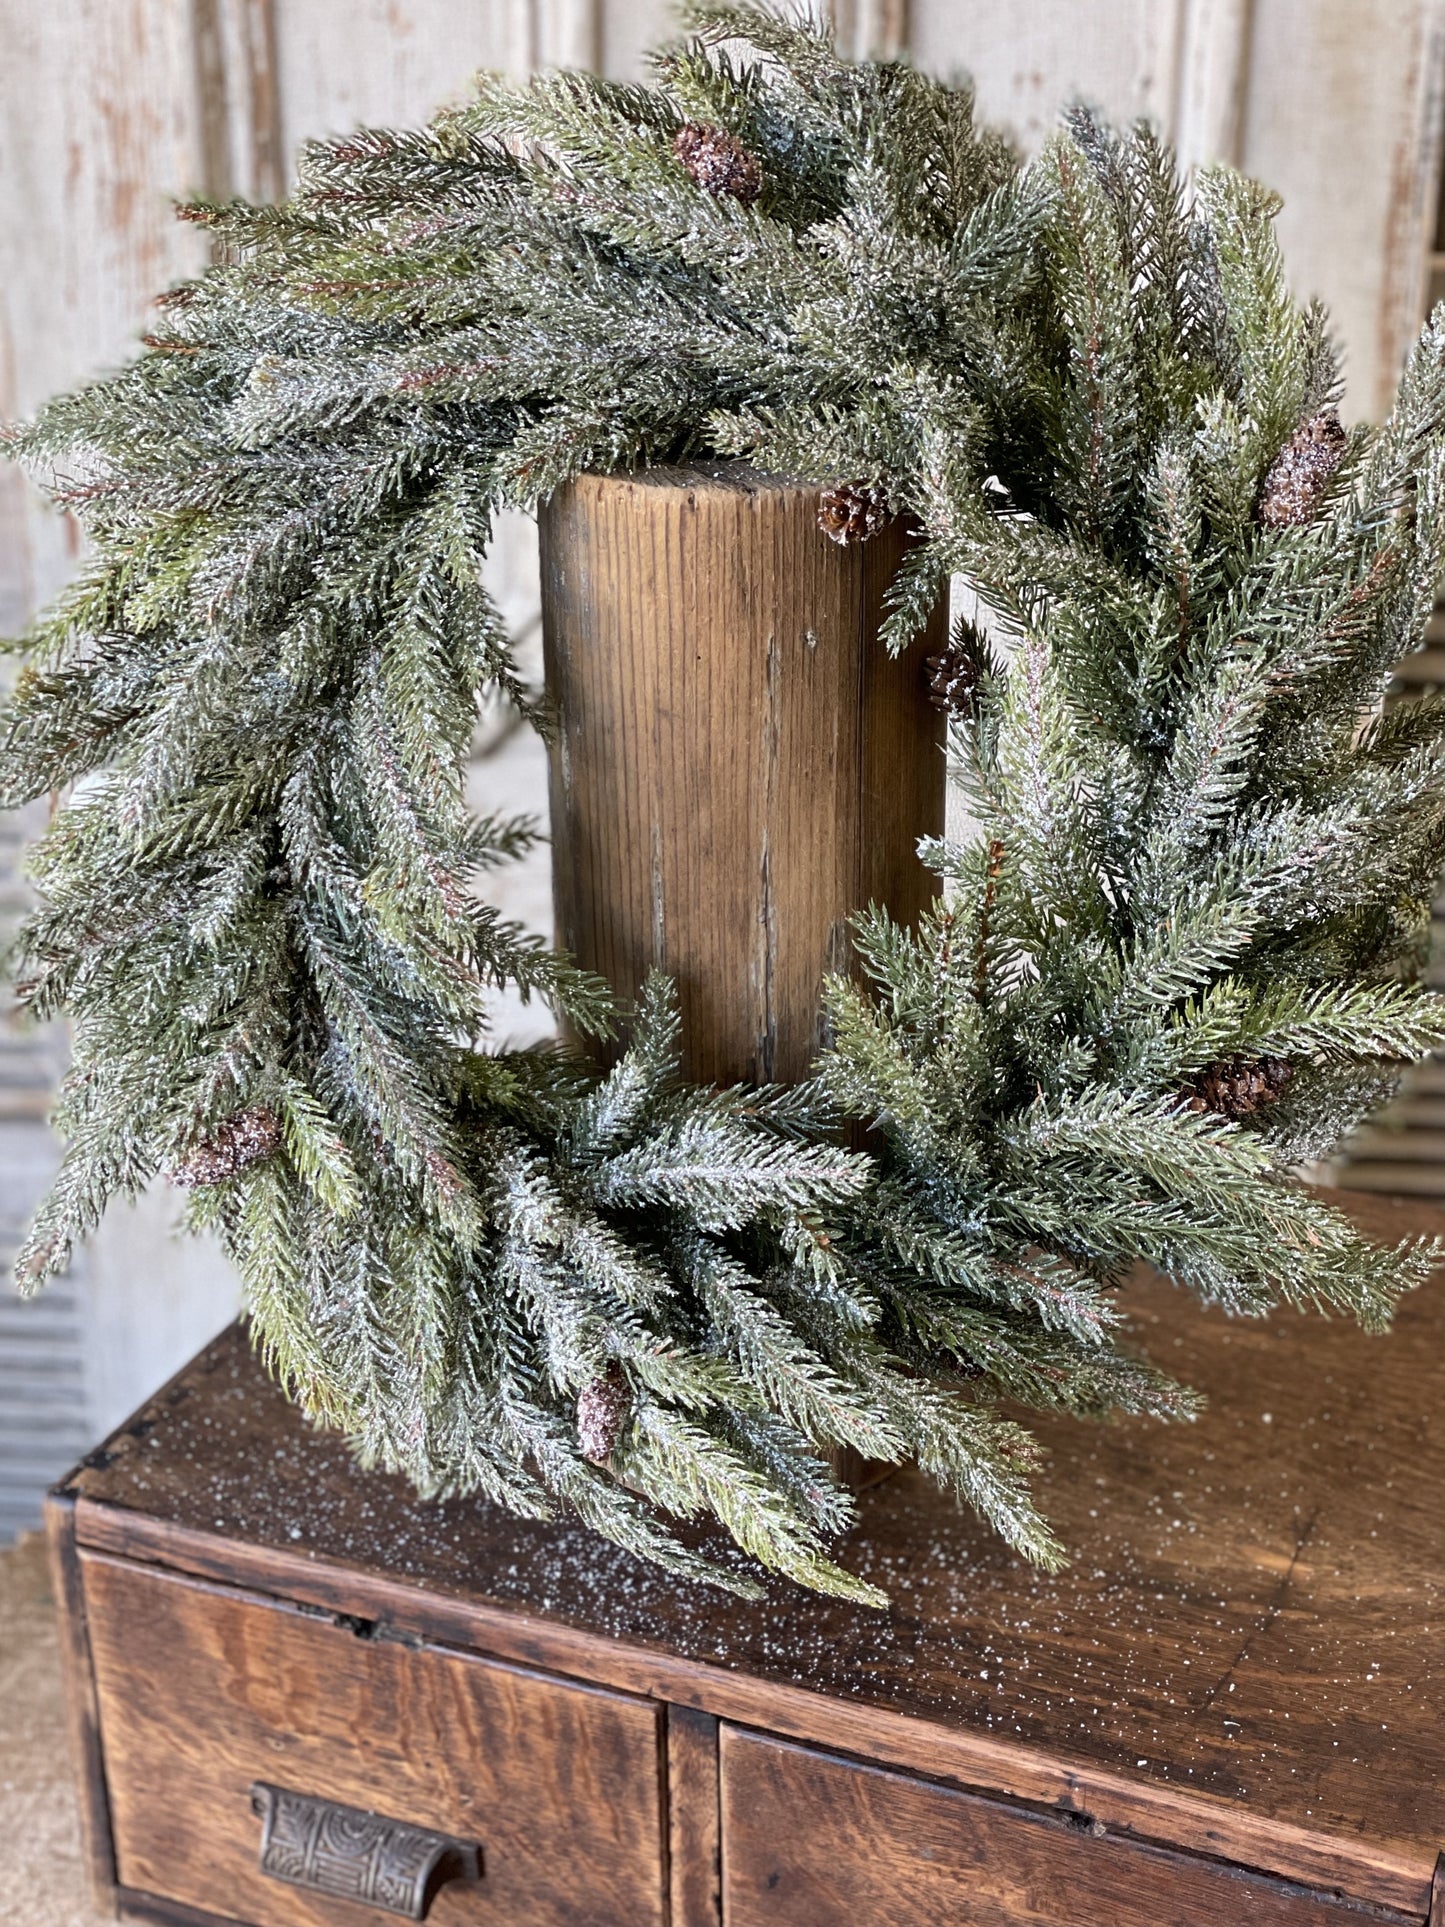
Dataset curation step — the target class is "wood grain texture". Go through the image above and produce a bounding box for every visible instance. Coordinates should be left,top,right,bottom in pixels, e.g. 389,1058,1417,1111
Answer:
539,467,945,1084
825,0,909,62
118,1892,254,1927
1431,1851,1445,1927
1172,0,1254,168
909,2,1188,154
1240,0,1445,418
60,1190,1445,1916
83,1554,667,1927
269,2,522,166
719,1729,1381,1927
0,0,209,610
667,1707,721,1927
191,0,285,206
42,1490,117,1914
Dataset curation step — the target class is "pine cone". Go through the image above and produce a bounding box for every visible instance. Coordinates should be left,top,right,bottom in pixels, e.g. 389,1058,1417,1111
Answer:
172,1105,283,1186
818,482,889,545
672,122,762,205
1184,1055,1293,1120
924,619,990,717
577,1364,630,1465
1257,411,1346,528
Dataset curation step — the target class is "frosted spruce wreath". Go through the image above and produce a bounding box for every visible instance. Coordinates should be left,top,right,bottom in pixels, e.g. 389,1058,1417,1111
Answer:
7,6,1445,1605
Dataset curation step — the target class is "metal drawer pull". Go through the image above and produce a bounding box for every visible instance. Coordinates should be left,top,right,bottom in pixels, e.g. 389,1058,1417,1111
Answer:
251,1782,481,1920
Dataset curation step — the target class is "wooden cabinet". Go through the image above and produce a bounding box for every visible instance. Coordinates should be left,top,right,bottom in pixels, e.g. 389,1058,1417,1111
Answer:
46,1190,1445,1927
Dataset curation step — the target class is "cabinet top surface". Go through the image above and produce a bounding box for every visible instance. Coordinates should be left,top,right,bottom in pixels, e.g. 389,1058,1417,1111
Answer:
65,1190,1445,1876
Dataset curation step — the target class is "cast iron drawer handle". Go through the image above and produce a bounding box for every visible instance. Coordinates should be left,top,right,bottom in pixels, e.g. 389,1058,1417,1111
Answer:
251,1782,482,1920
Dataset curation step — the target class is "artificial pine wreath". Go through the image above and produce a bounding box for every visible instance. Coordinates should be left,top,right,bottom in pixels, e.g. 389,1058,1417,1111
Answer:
6,6,1445,1604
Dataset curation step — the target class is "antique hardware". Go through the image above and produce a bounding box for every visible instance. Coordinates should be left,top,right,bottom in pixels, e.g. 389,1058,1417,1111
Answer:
251,1782,481,1920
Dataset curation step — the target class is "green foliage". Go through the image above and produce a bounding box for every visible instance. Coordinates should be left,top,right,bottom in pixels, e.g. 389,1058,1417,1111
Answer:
5,9,1445,1599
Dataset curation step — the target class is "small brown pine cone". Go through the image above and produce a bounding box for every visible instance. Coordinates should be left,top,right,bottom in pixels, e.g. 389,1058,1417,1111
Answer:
818,481,889,545
1257,411,1346,528
577,1364,631,1465
672,122,763,205
171,1104,283,1187
924,619,990,717
1184,1054,1293,1121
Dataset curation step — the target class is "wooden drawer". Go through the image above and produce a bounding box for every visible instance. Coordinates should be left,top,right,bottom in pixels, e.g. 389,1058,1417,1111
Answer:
82,1554,667,1927
719,1730,1371,1927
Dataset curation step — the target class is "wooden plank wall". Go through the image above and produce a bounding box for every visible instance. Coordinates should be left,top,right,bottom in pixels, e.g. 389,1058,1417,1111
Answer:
1,0,1442,1533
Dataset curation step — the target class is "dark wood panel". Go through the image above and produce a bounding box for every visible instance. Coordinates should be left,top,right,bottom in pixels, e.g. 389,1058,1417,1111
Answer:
667,1706,721,1927
43,1489,117,1913
83,1554,666,1927
539,467,944,1084
719,1730,1391,1927
118,1893,252,1927
63,1190,1445,1916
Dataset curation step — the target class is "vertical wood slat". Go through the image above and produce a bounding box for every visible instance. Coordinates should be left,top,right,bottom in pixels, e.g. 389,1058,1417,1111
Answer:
1375,0,1445,407
1238,0,1445,419
504,0,600,76
0,0,1439,1530
267,1,561,172
667,1706,721,1927
190,0,285,205
539,467,945,1088
908,2,1187,153
1171,0,1255,169
826,0,909,62
43,1491,118,1915
530,0,600,70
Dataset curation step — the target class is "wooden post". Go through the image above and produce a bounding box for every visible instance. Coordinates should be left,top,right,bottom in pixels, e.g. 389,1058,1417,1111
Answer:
538,465,946,1085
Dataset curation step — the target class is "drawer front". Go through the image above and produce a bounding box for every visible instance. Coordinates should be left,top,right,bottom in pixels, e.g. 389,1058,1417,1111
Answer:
83,1554,666,1927
720,1730,1370,1927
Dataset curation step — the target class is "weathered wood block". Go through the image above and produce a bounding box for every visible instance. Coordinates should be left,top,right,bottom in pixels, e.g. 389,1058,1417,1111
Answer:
47,1191,1445,1926
539,467,945,1084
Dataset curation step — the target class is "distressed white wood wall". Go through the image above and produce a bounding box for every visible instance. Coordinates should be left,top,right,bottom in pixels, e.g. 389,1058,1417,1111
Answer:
1,0,1442,1531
